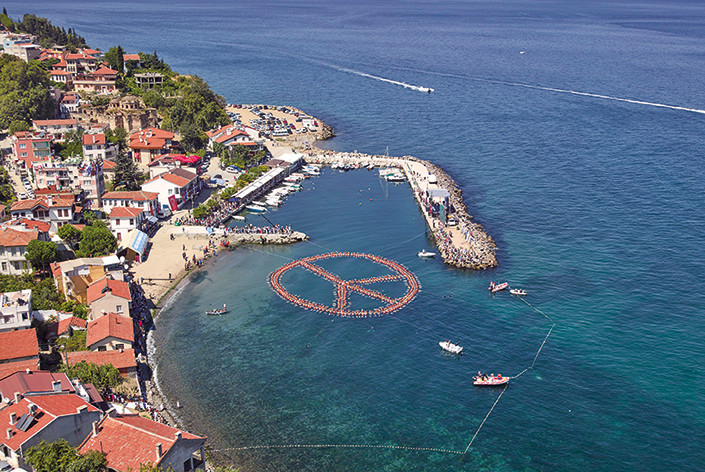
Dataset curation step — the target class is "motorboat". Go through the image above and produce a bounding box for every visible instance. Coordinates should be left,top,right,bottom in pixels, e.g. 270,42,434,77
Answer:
246,204,267,213
386,172,406,182
440,340,463,354
418,250,436,258
206,304,228,316
510,289,527,296
473,372,509,386
489,282,508,293
232,215,246,221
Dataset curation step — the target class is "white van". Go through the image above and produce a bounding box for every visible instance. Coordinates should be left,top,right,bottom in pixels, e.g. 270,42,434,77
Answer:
158,206,172,219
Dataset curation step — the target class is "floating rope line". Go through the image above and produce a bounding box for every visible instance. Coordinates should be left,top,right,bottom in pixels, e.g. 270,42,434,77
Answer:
519,296,554,324
216,443,463,455
463,383,508,454
531,324,554,369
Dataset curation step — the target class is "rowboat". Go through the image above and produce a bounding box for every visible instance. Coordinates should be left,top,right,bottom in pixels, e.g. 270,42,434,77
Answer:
489,282,508,293
473,372,509,386
439,340,463,354
206,304,228,316
510,288,527,296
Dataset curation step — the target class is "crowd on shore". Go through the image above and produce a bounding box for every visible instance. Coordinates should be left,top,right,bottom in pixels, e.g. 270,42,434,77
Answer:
173,199,241,227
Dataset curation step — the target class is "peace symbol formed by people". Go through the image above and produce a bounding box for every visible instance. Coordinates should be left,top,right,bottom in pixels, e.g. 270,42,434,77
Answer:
270,252,420,317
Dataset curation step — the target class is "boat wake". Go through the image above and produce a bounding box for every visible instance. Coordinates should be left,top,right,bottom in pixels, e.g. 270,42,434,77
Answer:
333,65,434,93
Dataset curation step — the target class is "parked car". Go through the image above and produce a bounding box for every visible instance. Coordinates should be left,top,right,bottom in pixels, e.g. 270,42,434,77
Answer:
17,192,26,199
226,166,238,173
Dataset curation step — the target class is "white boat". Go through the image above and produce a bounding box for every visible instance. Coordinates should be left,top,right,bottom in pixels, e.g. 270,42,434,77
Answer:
418,250,436,258
439,340,463,354
386,172,406,182
510,289,527,296
265,198,282,207
232,215,246,221
246,204,267,213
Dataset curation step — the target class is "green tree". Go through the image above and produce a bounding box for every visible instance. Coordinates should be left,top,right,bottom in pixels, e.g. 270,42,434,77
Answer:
112,149,141,191
104,46,125,74
25,439,79,472
56,129,83,159
0,55,56,129
56,329,88,352
59,361,123,391
105,127,128,152
58,224,82,250
25,239,58,273
65,450,108,472
8,119,30,134
76,225,117,258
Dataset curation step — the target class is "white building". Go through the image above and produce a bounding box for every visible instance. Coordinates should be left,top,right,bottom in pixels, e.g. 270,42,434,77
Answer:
0,289,33,333
109,206,145,241
141,169,200,211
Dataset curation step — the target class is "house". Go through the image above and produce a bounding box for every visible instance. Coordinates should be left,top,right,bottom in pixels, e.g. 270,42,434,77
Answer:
50,69,73,86
51,256,124,304
0,227,37,275
101,190,160,218
0,290,32,333
73,66,119,95
0,371,75,401
134,72,164,89
86,278,132,320
122,53,141,72
58,93,80,118
141,168,200,211
64,52,97,74
109,206,145,241
0,394,102,470
0,360,40,382
3,41,41,62
64,158,106,209
9,196,75,232
206,125,260,150
47,315,87,341
0,329,38,365
11,131,52,169
129,128,176,165
32,118,78,142
147,154,182,179
82,132,117,161
79,413,206,472
86,313,134,351
66,349,137,378
31,161,72,190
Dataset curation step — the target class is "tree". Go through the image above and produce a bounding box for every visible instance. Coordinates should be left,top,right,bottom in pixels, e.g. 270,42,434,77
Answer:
25,239,59,273
65,450,108,472
59,361,123,391
104,46,125,74
58,224,82,250
105,127,128,152
25,439,106,472
56,329,88,352
112,149,141,191
76,224,117,258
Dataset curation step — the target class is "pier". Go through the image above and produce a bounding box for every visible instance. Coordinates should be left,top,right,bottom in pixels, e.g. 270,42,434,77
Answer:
306,151,497,269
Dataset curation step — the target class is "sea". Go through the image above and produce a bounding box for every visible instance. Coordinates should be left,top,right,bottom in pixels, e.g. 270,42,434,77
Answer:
9,0,705,470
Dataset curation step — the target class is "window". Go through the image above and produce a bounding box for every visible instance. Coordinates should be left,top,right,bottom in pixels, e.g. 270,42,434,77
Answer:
129,219,134,225
115,343,124,350
1,262,6,271
11,261,20,270
21,313,28,321
20,152,27,157
83,180,91,186
19,143,26,149
98,346,106,352
168,189,173,195
116,305,123,313
115,219,120,226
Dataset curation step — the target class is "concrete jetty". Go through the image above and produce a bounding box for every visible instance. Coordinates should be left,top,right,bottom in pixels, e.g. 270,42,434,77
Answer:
306,151,497,269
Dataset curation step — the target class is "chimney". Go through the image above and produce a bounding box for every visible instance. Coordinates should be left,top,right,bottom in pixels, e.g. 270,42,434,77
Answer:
174,431,181,440
52,379,62,392
14,392,21,404
92,420,99,437
6,428,12,439
76,405,88,414
9,413,17,425
155,443,163,460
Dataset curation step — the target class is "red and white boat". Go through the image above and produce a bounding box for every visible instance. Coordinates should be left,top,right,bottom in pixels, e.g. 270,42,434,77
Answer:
473,372,509,386
489,281,508,293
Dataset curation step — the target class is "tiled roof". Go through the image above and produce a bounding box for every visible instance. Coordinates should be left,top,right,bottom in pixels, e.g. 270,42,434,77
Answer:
102,160,117,170
87,313,134,347
10,197,73,212
8,218,51,233
0,371,74,400
79,414,205,472
58,316,87,334
92,66,118,76
123,54,140,61
82,133,106,146
109,207,144,218
33,118,77,127
66,348,137,371
0,359,39,382
86,278,132,305
0,227,38,247
130,128,174,140
146,154,181,167
102,191,158,202
170,168,198,180
0,329,38,362
3,395,99,451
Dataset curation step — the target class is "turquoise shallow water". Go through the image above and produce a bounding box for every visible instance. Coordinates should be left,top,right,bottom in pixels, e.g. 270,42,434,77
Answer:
6,0,705,469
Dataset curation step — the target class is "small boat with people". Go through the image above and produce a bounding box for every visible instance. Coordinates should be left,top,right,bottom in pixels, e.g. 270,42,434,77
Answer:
489,281,508,293
439,340,463,354
510,288,527,296
473,372,509,386
206,304,228,316
418,249,436,258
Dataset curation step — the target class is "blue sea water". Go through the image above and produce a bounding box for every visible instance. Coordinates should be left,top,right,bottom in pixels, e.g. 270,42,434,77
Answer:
8,0,705,470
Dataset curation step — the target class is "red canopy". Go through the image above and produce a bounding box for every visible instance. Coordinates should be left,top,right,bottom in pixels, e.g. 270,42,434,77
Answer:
171,154,201,164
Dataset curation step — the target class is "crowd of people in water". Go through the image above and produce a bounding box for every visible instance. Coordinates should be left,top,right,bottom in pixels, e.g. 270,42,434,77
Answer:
270,252,419,317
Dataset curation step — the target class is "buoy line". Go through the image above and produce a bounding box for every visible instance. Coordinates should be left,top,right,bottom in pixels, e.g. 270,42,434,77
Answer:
215,443,463,455
463,383,508,454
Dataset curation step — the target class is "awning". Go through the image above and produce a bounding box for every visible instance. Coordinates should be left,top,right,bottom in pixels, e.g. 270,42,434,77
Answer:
117,229,149,256
173,154,201,164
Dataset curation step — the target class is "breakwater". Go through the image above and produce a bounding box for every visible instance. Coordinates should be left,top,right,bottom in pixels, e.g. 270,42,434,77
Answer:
306,151,497,269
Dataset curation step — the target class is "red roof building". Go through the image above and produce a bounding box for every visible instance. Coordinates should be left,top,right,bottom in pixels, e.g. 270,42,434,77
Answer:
0,360,39,382
0,329,38,365
0,371,75,400
1,394,101,470
9,196,75,233
74,66,119,95
129,128,176,165
32,118,78,142
86,313,134,351
79,414,206,472
11,131,52,169
66,348,137,377
102,190,160,219
86,278,132,320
